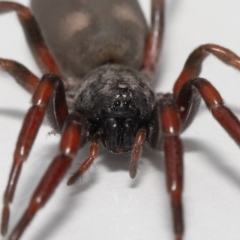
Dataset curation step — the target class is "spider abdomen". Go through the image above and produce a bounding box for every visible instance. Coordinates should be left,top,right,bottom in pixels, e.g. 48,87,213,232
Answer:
31,0,148,79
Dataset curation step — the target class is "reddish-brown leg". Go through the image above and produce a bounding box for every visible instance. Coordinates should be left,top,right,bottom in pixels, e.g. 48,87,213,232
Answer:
160,94,184,240
1,74,68,236
0,1,60,75
178,78,240,145
172,77,240,239
0,58,39,93
129,129,147,179
173,44,240,98
67,135,99,185
0,57,67,132
8,112,87,240
142,0,164,78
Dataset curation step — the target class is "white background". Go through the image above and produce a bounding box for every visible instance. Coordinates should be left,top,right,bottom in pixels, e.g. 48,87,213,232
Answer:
1,0,240,240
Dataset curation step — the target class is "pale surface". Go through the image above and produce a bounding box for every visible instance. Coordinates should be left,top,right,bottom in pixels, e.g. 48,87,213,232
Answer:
1,0,240,240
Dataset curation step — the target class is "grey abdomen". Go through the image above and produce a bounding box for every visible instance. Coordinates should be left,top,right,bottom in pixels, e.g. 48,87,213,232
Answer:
31,0,148,79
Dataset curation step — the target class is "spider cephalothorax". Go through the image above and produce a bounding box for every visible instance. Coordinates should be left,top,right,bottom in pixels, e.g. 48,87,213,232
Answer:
74,64,155,152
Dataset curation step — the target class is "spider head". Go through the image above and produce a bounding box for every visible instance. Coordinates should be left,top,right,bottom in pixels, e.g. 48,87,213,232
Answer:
75,64,155,153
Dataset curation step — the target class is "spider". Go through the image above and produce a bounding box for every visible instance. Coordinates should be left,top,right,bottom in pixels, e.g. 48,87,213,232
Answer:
0,0,240,240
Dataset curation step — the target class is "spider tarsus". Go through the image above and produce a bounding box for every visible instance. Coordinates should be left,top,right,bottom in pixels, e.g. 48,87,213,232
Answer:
1,204,10,236
175,234,182,240
129,164,137,179
67,172,82,186
0,58,7,69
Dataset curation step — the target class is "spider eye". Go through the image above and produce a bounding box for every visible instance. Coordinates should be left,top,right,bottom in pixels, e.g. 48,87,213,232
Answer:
114,100,121,107
113,99,131,109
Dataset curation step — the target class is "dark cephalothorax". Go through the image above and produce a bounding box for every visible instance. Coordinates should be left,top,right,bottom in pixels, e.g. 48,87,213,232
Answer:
74,64,155,152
